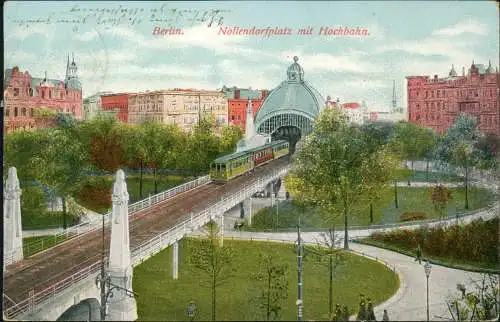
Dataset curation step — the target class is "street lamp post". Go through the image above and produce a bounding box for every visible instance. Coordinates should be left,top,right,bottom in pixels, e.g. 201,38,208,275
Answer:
394,180,399,208
95,214,137,321
296,224,303,321
424,261,432,322
465,155,469,210
276,193,279,231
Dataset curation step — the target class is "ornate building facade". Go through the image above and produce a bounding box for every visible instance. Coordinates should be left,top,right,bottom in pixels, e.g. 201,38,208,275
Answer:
101,93,129,122
127,89,228,132
407,61,499,135
3,55,83,133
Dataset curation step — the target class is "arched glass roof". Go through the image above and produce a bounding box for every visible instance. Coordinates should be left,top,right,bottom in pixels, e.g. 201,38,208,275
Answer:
254,57,325,128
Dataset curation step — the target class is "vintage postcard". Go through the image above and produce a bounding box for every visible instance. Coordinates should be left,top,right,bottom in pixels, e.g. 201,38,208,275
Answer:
3,1,499,321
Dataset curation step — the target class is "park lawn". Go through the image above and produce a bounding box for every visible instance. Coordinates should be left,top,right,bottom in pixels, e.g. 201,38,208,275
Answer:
73,174,189,213
22,211,80,230
244,186,494,231
357,238,499,272
23,235,69,257
395,169,463,183
133,239,399,321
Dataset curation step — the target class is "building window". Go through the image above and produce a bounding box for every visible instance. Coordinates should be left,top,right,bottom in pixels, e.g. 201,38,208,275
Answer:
14,107,18,117
49,91,52,99
5,109,9,117
42,91,45,99
13,88,19,97
29,88,34,96
21,107,26,116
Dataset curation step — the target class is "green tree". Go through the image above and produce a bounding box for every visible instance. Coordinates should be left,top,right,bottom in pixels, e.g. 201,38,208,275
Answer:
430,184,453,219
434,113,485,210
447,275,499,321
3,129,51,185
185,221,234,321
185,118,221,175
39,126,89,228
475,134,500,175
361,123,401,222
79,115,125,173
137,122,179,194
293,108,400,249
310,226,344,317
219,125,244,154
392,122,436,185
251,252,289,321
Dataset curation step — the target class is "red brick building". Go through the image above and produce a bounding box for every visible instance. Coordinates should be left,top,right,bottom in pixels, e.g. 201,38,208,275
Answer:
101,93,129,122
226,88,268,132
3,57,83,133
407,61,499,135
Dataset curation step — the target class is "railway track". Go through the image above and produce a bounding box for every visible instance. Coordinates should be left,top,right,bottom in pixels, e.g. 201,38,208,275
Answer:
3,158,289,307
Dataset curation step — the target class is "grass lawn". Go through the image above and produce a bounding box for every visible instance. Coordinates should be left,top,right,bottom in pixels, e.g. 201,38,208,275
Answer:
22,211,80,230
133,239,399,321
356,238,499,272
23,235,69,257
395,169,463,183
73,174,190,213
243,186,494,231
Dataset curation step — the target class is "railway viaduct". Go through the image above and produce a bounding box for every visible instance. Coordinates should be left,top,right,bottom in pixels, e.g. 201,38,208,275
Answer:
2,56,326,321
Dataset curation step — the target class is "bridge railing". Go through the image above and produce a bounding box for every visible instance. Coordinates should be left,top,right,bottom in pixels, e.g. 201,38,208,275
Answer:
19,175,211,261
4,164,290,320
3,260,102,319
131,165,292,266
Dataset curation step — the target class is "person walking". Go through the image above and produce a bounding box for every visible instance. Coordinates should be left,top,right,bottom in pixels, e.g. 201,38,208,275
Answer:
415,243,422,264
382,309,389,321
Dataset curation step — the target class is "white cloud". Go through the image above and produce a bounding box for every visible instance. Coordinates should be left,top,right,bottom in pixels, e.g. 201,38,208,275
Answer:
217,59,281,89
281,50,383,73
5,24,55,40
432,19,488,37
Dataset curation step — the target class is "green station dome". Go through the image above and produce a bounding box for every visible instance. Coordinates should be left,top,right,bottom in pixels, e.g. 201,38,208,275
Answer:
254,56,325,128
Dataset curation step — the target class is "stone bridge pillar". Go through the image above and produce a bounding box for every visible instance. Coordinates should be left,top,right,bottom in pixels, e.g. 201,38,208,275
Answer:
107,170,138,321
3,167,23,269
172,241,179,280
242,198,253,226
220,214,224,247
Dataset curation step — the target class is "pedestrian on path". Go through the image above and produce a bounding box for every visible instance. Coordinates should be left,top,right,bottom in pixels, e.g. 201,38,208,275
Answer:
382,309,389,321
415,243,422,264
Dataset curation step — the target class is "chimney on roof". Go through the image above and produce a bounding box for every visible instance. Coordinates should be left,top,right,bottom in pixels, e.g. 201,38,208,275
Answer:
235,89,240,99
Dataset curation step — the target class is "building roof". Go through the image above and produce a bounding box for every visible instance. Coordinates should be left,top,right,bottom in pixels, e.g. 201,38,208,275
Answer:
254,57,325,126
222,86,263,99
31,77,65,88
471,63,487,75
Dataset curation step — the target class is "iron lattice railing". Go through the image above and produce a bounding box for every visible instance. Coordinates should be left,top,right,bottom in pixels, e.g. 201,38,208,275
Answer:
8,175,212,266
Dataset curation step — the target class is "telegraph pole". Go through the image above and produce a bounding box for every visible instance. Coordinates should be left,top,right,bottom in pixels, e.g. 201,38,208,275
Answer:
100,215,107,321
296,224,303,321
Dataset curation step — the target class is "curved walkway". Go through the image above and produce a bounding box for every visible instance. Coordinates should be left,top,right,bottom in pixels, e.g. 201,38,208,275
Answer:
219,230,485,321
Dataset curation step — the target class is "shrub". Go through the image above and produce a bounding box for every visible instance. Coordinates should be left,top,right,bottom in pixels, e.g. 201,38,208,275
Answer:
369,218,499,268
21,186,47,228
75,177,112,213
400,212,427,222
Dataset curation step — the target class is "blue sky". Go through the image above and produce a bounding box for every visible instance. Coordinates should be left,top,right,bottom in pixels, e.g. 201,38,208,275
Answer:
4,1,499,111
